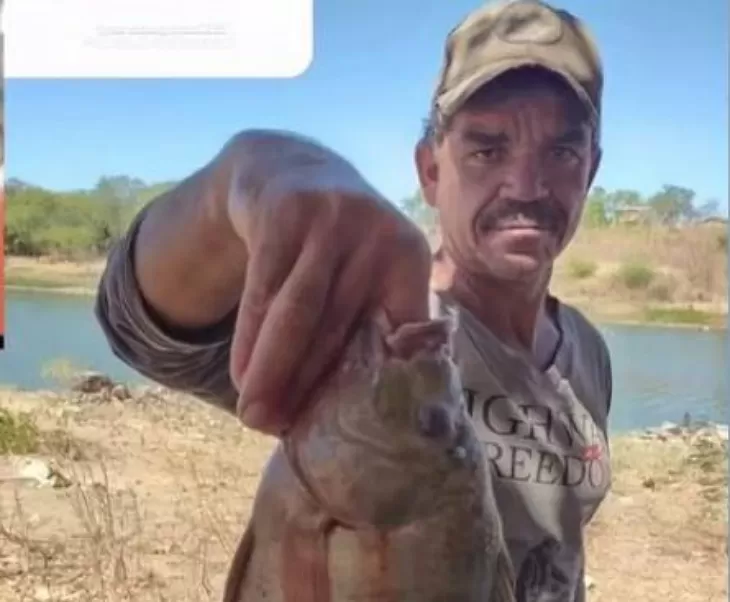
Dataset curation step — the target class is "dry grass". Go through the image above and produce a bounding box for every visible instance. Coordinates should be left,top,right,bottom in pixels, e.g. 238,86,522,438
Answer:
586,432,728,601
4,257,104,295
0,387,726,601
0,388,276,602
6,223,728,327
554,224,728,327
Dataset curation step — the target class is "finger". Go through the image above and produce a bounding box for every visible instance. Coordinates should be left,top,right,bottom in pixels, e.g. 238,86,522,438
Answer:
278,249,376,429
229,233,301,387
375,228,432,329
237,238,338,431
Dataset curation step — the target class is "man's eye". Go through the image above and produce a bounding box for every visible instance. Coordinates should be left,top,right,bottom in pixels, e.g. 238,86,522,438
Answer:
471,147,506,162
551,146,579,162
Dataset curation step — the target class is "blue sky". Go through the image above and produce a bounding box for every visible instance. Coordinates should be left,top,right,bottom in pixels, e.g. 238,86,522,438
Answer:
6,0,728,213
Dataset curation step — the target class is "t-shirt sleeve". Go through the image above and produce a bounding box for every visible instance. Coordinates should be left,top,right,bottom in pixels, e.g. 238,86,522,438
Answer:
560,303,614,420
94,207,239,414
589,320,613,415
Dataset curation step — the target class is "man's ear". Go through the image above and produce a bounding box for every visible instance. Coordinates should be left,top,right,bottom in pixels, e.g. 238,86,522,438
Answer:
414,140,439,208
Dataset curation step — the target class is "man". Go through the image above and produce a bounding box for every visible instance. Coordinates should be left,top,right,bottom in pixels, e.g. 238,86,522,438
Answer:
95,1,613,600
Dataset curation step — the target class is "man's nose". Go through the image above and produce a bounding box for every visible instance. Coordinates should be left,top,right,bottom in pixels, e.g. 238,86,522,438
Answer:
501,154,549,201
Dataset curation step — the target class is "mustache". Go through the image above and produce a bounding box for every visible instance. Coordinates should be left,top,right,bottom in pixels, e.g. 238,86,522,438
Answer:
476,199,568,233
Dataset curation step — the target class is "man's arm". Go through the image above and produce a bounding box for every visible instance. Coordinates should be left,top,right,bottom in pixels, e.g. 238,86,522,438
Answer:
94,133,256,413
95,130,324,412
95,130,432,426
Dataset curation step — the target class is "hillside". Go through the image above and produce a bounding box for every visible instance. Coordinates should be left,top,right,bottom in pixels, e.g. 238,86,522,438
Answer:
4,176,728,328
6,220,727,329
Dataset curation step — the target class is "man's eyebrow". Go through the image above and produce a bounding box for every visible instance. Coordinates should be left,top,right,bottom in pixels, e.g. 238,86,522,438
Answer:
460,130,509,146
554,127,590,145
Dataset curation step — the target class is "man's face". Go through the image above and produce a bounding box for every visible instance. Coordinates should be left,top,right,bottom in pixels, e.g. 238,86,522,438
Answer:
416,77,599,285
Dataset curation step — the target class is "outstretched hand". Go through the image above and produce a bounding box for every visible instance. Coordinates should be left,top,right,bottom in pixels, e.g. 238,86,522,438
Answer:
228,150,432,436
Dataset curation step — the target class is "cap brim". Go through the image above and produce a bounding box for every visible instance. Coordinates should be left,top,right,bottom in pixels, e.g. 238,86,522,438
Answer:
435,57,598,123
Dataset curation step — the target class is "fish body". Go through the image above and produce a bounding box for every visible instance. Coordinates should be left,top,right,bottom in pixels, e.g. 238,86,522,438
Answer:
223,315,516,602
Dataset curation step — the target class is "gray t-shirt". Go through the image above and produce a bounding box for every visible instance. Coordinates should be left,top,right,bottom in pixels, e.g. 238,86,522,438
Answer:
95,215,613,602
432,292,612,602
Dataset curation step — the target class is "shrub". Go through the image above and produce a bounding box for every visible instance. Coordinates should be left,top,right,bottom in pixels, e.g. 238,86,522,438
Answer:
646,274,677,302
616,261,655,290
0,408,40,455
568,258,598,280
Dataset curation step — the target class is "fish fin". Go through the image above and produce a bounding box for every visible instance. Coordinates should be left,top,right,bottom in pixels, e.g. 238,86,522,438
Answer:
221,522,255,602
491,545,518,602
281,512,336,602
384,318,455,360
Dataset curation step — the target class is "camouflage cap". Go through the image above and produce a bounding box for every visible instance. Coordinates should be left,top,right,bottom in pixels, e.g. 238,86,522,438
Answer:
432,0,603,127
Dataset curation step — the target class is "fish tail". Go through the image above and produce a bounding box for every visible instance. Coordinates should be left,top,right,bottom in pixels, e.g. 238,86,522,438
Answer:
491,545,518,602
221,522,255,602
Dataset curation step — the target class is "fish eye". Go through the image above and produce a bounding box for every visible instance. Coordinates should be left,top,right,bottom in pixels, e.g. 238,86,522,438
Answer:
417,403,454,439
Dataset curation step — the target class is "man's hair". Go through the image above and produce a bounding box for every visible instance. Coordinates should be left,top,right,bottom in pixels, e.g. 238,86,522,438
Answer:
421,66,600,148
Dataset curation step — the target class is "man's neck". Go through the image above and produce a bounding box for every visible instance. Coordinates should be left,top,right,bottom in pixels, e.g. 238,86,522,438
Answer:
431,249,560,365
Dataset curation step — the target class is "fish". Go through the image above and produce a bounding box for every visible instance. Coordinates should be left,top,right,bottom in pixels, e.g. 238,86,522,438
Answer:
222,311,516,602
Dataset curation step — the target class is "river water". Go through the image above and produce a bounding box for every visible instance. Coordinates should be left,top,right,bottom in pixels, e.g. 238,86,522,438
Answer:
2,290,727,433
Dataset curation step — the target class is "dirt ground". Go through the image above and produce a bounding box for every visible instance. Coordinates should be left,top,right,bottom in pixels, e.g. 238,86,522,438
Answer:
0,386,726,602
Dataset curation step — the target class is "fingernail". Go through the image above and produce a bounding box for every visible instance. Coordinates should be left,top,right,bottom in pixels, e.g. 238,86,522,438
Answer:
239,399,266,429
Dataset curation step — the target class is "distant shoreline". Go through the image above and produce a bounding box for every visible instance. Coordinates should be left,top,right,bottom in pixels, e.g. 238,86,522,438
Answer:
5,254,728,331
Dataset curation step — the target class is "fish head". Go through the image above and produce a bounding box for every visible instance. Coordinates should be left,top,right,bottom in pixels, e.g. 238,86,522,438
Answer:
288,308,486,528
370,312,467,452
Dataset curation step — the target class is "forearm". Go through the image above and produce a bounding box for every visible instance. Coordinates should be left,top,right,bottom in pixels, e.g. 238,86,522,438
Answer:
95,129,426,414
133,129,377,331
133,139,248,331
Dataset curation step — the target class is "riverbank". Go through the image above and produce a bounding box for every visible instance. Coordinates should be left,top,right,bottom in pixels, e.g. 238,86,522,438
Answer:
0,382,726,601
5,256,105,296
6,237,728,329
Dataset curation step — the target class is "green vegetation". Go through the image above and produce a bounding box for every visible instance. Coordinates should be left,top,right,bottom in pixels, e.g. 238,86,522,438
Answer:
567,258,598,280
0,407,40,455
4,175,728,329
616,261,655,290
5,176,175,259
7,175,725,264
0,406,87,460
399,183,726,233
643,306,716,326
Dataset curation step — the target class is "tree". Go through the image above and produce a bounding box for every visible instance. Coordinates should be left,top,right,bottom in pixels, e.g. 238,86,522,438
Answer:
4,177,718,260
399,190,438,238
647,185,696,225
605,189,644,223
4,176,176,258
581,186,609,228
